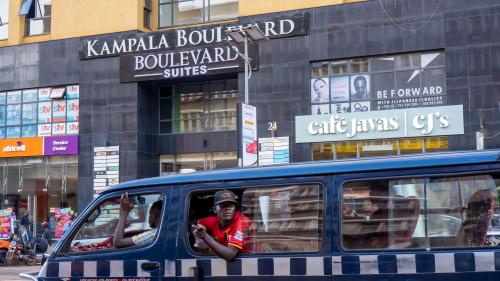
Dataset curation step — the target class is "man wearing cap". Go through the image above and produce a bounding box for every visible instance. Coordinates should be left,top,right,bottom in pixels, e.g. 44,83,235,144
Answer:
192,190,250,261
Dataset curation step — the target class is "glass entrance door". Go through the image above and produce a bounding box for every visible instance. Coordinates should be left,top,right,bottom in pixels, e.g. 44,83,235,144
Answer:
0,155,77,240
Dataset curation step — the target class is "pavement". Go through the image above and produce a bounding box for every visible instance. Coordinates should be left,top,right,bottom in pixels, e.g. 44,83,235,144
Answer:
0,265,41,281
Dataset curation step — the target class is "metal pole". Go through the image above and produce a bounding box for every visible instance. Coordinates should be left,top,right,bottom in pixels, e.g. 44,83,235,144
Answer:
244,35,249,105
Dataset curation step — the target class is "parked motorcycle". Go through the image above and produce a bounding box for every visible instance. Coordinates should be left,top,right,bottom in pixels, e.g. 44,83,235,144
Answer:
3,226,48,266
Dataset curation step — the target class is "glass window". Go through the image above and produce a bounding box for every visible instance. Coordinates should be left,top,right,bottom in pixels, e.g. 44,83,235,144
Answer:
371,57,395,72
25,0,51,36
189,184,323,254
350,58,370,73
160,152,237,174
159,0,238,28
144,0,152,29
335,141,357,159
62,193,163,253
425,137,448,152
342,174,500,249
358,140,398,158
396,53,420,69
330,61,348,75
166,80,237,134
311,62,329,78
400,138,423,155
0,0,9,40
312,143,334,161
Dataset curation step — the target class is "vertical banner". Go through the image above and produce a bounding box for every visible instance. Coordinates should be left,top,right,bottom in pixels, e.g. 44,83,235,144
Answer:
93,146,120,197
237,103,257,167
0,209,13,239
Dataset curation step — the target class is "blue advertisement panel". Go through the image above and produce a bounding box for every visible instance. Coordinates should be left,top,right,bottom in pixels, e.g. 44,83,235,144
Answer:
38,88,51,102
0,106,5,126
22,125,37,137
7,91,21,104
6,126,21,138
66,100,79,122
22,103,37,124
66,85,79,99
6,104,21,126
38,102,52,123
52,100,66,123
23,89,38,103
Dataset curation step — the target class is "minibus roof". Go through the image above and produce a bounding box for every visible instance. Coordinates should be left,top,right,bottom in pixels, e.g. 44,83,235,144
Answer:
109,149,500,191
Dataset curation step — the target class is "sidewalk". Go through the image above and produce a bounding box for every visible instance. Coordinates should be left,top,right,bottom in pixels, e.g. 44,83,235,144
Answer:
0,265,41,281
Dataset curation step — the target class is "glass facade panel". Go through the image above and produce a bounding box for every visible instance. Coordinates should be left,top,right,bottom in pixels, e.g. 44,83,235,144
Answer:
335,141,357,159
0,156,78,239
159,0,238,27
400,138,423,155
160,151,237,174
312,143,334,161
162,79,237,134
358,140,398,158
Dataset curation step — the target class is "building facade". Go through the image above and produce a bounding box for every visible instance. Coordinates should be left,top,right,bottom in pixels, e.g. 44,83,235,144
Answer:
0,0,499,237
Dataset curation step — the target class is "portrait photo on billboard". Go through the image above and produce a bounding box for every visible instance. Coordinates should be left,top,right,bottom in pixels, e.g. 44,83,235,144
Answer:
330,76,349,102
311,104,330,115
350,75,370,101
311,78,330,104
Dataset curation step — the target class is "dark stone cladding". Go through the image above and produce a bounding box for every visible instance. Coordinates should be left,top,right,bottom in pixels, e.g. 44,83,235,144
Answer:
1,0,500,210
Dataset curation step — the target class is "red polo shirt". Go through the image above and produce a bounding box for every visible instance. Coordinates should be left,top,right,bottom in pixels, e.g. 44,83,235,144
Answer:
198,212,250,252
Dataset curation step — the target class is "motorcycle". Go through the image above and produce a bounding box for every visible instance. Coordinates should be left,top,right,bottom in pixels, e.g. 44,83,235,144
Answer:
3,226,48,266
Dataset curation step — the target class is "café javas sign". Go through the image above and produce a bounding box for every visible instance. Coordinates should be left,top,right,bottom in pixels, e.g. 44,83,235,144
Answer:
80,13,309,59
295,105,464,143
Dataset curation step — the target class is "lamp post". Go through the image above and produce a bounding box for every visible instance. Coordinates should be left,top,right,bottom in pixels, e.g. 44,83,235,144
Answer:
225,24,268,167
225,24,268,104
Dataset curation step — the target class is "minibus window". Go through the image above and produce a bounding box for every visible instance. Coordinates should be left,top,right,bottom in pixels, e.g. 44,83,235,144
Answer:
341,174,500,250
188,184,324,254
60,193,163,253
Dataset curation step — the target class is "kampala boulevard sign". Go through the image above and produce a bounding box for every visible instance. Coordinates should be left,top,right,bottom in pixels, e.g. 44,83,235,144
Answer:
80,13,309,59
295,105,464,143
80,13,309,82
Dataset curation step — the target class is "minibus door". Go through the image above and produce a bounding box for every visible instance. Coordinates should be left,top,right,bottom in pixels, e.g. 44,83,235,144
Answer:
38,188,170,281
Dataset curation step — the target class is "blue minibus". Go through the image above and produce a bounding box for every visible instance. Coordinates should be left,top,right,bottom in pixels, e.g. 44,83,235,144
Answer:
31,150,500,281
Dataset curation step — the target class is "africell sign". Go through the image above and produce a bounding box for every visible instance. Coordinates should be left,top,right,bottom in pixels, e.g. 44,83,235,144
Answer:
44,136,79,155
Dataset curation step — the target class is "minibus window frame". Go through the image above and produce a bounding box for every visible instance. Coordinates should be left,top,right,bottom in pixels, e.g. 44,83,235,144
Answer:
338,167,500,252
183,179,328,257
55,190,166,257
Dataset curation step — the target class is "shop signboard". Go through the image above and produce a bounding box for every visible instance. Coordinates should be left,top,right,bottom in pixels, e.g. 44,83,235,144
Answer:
0,209,13,239
44,135,78,156
296,105,464,143
0,137,44,158
238,104,257,166
120,44,258,82
258,137,290,166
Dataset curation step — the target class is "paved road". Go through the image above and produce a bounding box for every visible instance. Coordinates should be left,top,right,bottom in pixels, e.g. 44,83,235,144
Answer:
0,265,41,281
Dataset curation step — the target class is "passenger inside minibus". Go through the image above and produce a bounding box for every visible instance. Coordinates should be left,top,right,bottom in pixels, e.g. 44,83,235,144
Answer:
342,174,500,250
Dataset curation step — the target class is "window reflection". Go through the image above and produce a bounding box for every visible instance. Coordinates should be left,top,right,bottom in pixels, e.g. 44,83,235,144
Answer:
160,152,236,174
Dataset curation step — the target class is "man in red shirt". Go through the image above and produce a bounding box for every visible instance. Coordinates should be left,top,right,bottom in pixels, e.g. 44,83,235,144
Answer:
192,190,250,261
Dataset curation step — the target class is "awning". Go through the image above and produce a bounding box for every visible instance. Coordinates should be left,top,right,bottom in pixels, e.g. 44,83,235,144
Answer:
19,0,33,16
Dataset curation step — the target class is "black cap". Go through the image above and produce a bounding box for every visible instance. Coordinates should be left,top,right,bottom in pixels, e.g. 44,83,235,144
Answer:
214,190,238,205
